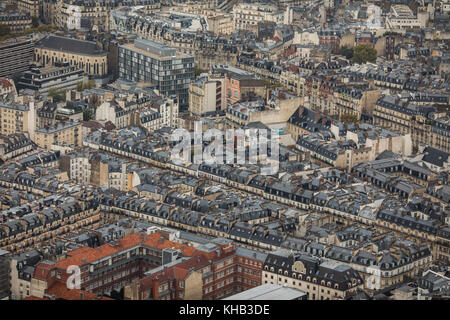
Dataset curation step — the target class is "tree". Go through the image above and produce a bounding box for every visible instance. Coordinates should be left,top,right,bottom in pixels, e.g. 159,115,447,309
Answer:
264,79,280,90
340,46,353,60
31,16,39,28
0,25,10,37
352,44,377,64
341,113,359,124
77,80,95,92
48,88,66,103
83,109,93,121
194,66,207,77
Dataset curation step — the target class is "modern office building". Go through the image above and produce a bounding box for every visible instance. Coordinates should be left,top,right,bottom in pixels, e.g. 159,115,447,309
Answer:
0,36,34,78
118,39,194,108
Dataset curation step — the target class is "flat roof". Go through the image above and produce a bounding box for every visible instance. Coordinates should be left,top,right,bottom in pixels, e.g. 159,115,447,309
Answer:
223,284,307,300
120,41,192,60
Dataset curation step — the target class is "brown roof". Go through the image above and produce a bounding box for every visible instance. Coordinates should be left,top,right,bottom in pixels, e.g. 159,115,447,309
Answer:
23,296,50,300
55,232,196,270
47,282,113,300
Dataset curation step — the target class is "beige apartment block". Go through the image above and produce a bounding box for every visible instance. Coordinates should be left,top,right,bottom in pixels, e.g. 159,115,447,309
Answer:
34,121,82,149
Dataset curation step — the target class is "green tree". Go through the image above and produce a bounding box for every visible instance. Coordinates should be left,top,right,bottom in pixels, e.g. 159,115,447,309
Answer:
340,46,353,60
194,66,207,77
48,88,66,103
0,25,10,37
31,16,39,28
352,44,377,64
77,80,95,92
264,79,280,90
83,109,93,121
341,113,359,124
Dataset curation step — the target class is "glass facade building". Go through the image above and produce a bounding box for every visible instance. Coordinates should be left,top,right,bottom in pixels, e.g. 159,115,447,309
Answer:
118,39,194,108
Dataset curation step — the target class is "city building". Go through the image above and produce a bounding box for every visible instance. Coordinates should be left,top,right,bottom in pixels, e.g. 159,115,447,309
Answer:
0,78,17,98
232,3,284,33
0,36,34,78
118,39,194,108
262,250,364,300
17,0,40,18
34,35,108,78
0,101,36,140
17,62,87,94
34,121,82,149
223,283,307,300
0,13,32,33
0,249,10,300
0,133,34,162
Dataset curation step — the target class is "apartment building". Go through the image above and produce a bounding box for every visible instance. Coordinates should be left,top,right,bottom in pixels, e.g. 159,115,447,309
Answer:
119,39,194,109
189,77,221,117
59,151,91,185
133,109,162,132
207,13,234,35
226,90,301,128
333,86,381,120
95,101,134,129
0,133,34,162
373,95,450,153
53,0,161,32
110,9,241,71
9,249,42,300
153,96,179,128
0,79,17,99
125,238,267,300
34,121,82,149
0,13,32,33
17,0,41,18
0,102,36,140
232,3,284,32
0,193,101,254
0,249,9,300
211,65,266,106
35,35,108,78
262,250,364,300
0,36,34,78
42,0,57,25
30,232,195,298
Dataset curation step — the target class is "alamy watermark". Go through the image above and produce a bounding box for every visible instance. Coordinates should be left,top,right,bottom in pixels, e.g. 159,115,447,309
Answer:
66,265,81,290
170,121,280,175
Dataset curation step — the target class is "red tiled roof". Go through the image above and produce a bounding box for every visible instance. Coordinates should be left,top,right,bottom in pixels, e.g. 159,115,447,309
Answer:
33,261,56,280
47,281,114,300
56,232,196,270
139,254,210,290
0,78,13,88
23,296,50,300
289,64,299,73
